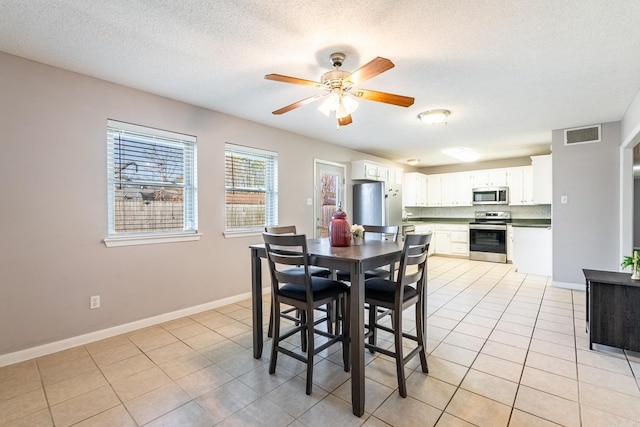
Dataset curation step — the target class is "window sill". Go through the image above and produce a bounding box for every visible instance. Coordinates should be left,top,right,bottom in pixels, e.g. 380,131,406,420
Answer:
103,233,202,247
223,230,263,238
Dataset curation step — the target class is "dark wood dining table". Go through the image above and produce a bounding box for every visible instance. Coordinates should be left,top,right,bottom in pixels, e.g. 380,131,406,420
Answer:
249,237,403,417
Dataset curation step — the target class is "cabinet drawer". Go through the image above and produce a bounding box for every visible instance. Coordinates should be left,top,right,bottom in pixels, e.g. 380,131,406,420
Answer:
450,231,468,243
434,224,450,231
451,242,469,255
451,224,468,232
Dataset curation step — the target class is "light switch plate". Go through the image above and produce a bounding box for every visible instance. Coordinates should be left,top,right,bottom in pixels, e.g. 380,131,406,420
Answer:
560,195,568,204
306,198,313,205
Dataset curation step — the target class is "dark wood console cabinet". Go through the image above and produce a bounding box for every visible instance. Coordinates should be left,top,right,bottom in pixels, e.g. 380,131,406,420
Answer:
583,269,640,352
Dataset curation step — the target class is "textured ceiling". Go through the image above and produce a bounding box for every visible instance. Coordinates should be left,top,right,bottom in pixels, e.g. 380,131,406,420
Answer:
2,0,640,166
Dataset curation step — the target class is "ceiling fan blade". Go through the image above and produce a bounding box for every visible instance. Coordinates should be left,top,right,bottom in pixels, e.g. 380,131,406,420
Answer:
349,57,395,85
265,73,322,87
272,94,326,115
351,89,415,107
338,115,353,126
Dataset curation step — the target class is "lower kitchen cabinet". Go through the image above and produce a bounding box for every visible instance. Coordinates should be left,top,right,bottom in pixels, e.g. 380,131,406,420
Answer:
414,223,436,256
434,223,469,256
512,226,552,276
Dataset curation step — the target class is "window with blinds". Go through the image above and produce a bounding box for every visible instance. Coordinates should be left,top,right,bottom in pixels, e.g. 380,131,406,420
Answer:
225,144,278,232
106,120,198,238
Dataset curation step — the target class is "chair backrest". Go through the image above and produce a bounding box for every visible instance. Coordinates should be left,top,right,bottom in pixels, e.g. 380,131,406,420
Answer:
362,225,399,242
396,233,431,294
262,232,312,293
265,225,297,234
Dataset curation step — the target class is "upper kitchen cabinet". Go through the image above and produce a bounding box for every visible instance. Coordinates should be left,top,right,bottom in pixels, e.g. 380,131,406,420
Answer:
532,154,552,204
507,166,534,205
441,173,473,207
351,160,402,184
471,169,508,188
403,172,428,206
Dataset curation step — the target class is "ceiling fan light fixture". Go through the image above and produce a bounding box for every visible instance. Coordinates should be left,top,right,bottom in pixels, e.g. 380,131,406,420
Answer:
419,109,450,125
318,91,340,116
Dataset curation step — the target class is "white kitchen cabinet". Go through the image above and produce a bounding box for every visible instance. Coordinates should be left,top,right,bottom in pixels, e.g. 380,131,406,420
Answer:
414,223,435,256
427,175,443,206
403,172,428,206
507,224,514,262
455,173,473,206
471,169,508,187
434,225,451,255
507,166,534,205
512,226,552,276
450,224,469,256
351,160,392,182
532,154,552,204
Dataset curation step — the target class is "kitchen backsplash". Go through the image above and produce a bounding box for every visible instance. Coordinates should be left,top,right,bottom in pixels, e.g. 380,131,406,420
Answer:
405,205,551,220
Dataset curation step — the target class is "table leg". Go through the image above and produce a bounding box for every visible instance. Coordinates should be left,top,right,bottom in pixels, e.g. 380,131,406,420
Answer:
350,262,365,417
251,247,263,359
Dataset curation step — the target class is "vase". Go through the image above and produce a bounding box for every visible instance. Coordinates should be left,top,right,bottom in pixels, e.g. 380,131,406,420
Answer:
353,236,363,246
329,207,351,247
632,268,640,281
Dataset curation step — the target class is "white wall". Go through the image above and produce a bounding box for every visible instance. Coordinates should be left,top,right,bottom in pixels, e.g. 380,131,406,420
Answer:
551,122,621,286
0,52,398,356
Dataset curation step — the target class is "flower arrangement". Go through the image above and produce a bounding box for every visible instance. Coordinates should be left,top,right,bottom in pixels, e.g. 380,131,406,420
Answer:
622,250,640,280
350,224,365,239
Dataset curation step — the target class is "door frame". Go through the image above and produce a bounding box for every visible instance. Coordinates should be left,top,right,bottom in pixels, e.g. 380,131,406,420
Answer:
313,159,347,238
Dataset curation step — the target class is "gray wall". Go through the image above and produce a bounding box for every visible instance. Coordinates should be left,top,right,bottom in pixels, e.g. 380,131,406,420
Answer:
552,122,621,285
0,52,398,356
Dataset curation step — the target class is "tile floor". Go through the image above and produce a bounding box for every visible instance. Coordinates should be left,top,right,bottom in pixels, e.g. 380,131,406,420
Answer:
2,257,640,426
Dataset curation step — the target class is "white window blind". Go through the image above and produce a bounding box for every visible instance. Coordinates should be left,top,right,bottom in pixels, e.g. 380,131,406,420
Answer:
107,120,198,238
225,144,278,232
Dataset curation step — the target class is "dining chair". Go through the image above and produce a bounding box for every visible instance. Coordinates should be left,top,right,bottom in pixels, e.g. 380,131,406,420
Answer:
262,232,350,394
264,225,332,338
336,224,399,282
364,232,431,397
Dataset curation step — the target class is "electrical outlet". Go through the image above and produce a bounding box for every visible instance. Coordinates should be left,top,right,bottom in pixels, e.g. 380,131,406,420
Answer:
90,295,100,309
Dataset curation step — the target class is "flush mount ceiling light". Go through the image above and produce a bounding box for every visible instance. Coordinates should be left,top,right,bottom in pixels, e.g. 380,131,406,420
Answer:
442,147,478,162
418,109,450,125
407,159,420,166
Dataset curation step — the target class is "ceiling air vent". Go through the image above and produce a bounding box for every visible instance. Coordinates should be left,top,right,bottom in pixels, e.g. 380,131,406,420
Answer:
564,124,601,146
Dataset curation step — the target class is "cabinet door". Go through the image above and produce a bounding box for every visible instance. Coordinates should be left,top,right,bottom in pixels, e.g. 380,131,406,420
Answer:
507,166,533,205
427,175,442,206
403,173,419,206
455,173,473,206
440,174,456,207
435,231,451,254
532,155,552,204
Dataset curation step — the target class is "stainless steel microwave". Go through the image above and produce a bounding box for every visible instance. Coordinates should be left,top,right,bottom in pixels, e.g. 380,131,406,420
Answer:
472,187,509,205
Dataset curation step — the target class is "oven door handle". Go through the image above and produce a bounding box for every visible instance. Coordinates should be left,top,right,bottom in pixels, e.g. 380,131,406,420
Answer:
470,225,507,231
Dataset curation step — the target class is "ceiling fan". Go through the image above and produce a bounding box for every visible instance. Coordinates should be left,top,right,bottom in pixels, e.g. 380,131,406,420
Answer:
265,52,415,127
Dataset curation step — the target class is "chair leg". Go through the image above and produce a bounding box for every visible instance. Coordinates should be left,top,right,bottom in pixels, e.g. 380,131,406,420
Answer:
368,304,377,353
416,300,428,373
300,311,308,352
269,301,280,375
305,307,315,395
393,308,407,398
342,293,350,372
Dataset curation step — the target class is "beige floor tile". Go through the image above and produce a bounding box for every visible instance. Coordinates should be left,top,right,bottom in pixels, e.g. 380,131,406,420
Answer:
580,403,640,427
50,385,120,427
0,368,41,403
452,322,493,340
124,382,191,425
431,343,478,367
532,328,576,347
333,377,395,415
404,371,457,410
435,412,477,427
501,313,537,328
364,356,403,390
196,379,261,424
0,389,48,425
264,375,329,418
519,366,578,401
219,396,296,427
100,353,156,383
494,320,533,337
90,341,142,367
2,408,52,427
183,330,227,350
534,319,575,336
145,340,195,365
0,360,39,383
198,315,237,330
215,348,268,378
72,404,136,427
524,351,577,380
508,409,561,426
446,388,511,427
158,352,213,380
167,322,209,340
577,363,640,396
144,400,216,427
309,358,351,393
488,330,531,349
514,385,580,427
38,355,99,386
84,334,132,355
472,353,523,383
176,363,235,398
461,314,499,328
577,348,634,375
579,381,640,420
480,340,527,364
36,346,89,371
428,315,460,331
460,369,518,406
528,338,576,362
111,366,172,401
372,394,441,427
128,328,179,352
161,316,198,331
43,369,108,406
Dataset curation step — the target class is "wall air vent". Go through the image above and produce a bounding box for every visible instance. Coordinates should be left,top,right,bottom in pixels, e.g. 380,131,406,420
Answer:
564,124,601,146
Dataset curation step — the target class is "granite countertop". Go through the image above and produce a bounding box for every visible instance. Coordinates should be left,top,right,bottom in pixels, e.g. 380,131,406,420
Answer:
403,217,552,228
404,217,472,224
510,219,551,228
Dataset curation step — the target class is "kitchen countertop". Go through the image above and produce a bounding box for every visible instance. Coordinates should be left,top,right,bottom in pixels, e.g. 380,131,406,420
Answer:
510,219,551,228
403,217,551,228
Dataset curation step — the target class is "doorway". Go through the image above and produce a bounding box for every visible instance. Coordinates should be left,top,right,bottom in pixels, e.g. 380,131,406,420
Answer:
314,160,346,238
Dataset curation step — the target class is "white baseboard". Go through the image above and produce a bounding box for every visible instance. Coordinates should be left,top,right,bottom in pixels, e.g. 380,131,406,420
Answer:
0,288,270,368
551,280,584,291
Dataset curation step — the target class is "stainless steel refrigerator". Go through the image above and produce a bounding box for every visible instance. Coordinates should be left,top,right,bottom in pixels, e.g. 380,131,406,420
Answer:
352,181,403,227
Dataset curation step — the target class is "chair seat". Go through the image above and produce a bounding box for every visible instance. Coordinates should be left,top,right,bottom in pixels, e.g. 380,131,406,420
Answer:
280,277,348,301
283,266,332,278
364,278,417,303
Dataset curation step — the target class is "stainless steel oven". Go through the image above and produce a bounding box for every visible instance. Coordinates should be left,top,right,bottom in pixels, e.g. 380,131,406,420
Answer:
469,211,510,263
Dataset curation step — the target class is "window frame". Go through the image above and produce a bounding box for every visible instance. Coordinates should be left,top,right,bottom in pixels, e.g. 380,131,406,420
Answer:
224,143,278,237
104,120,200,247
